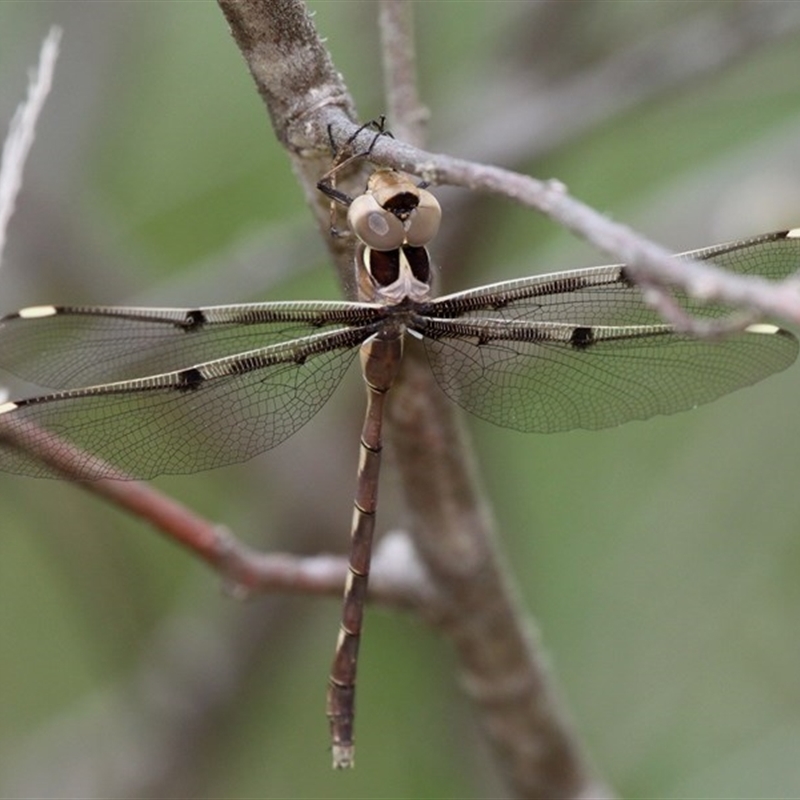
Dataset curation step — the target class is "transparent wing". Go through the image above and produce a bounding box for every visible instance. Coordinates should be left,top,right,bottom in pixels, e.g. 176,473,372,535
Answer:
0,301,380,389
0,326,369,479
418,318,798,432
426,230,800,325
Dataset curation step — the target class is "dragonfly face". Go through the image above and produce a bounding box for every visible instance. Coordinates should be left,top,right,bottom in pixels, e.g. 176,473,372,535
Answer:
348,168,440,304
347,167,441,250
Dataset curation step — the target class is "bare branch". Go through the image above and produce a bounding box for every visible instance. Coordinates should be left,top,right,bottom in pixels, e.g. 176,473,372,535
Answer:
386,356,612,799
0,26,61,268
378,0,428,146
7,2,794,796
436,3,800,272
363,136,800,325
0,414,429,609
376,5,610,792
637,281,760,338
217,0,361,287
217,0,353,149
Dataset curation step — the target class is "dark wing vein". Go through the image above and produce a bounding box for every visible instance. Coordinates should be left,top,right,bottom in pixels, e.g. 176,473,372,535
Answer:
0,325,374,479
425,229,800,325
415,316,798,432
0,300,382,389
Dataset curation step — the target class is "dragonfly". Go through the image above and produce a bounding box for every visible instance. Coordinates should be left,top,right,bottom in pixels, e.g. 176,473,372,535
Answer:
0,153,798,768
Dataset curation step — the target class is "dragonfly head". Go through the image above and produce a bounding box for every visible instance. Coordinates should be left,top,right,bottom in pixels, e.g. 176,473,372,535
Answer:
347,168,441,250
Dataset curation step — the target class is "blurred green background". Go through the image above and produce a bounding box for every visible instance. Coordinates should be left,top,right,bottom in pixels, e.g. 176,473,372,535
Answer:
1,2,799,797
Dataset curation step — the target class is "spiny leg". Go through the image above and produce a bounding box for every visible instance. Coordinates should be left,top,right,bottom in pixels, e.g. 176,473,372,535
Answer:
317,117,394,226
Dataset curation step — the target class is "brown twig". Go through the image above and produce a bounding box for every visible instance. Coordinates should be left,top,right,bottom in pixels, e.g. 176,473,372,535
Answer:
216,0,800,329
0,414,428,608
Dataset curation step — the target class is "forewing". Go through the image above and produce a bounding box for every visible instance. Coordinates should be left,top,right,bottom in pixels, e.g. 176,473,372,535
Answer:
0,301,379,389
0,326,369,479
419,318,798,432
427,230,800,326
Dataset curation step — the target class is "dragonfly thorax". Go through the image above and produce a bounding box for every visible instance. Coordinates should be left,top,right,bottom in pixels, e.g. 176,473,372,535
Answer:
356,242,433,305
348,168,440,305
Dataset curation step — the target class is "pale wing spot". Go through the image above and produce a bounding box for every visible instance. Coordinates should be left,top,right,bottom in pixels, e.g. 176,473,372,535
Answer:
786,228,800,239
0,401,19,414
18,305,58,319
746,323,781,335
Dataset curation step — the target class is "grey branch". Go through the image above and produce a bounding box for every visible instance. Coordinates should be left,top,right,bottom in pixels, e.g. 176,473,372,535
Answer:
366,138,800,327
0,26,61,269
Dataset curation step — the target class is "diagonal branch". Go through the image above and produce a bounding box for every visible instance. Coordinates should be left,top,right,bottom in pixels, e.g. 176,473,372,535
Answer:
362,137,800,325
378,3,610,797
437,2,800,270
0,415,427,608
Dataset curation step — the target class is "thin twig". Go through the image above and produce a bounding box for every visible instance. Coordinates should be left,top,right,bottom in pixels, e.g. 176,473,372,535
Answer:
378,0,427,146
0,26,61,268
0,414,428,606
376,3,609,796
5,2,796,797
376,5,608,792
361,136,800,324
638,281,760,338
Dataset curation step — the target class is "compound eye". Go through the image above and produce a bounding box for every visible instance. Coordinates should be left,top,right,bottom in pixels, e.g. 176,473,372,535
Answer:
348,193,406,250
404,189,441,247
